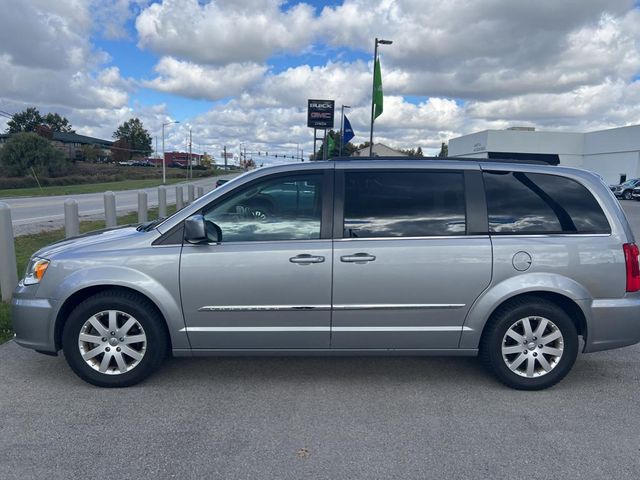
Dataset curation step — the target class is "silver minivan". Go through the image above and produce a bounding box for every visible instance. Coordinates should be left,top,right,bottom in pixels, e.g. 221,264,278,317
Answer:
11,159,640,389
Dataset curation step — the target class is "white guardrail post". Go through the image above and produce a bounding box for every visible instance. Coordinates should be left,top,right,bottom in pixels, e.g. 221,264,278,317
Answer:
187,184,195,204
196,186,204,198
104,191,117,228
176,186,184,210
0,203,18,302
158,186,167,218
64,199,79,238
138,191,148,223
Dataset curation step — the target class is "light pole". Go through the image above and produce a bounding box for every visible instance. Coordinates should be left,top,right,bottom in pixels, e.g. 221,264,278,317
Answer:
369,37,392,157
339,104,351,157
161,120,180,184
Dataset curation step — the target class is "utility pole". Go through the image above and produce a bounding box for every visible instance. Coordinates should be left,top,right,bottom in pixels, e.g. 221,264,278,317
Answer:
223,145,227,170
188,128,192,180
155,136,158,167
161,120,180,184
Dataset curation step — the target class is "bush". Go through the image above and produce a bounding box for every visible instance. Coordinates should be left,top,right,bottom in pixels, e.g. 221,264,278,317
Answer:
0,132,71,177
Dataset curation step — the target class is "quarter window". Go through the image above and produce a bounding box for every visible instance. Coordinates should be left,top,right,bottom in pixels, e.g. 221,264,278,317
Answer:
203,174,324,242
483,171,610,234
343,171,466,238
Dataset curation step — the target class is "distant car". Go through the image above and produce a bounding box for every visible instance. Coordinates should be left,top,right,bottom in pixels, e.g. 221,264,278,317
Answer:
632,186,640,201
611,179,640,200
215,178,229,188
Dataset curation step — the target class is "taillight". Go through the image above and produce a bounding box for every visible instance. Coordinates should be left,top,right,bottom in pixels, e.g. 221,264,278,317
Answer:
623,243,640,292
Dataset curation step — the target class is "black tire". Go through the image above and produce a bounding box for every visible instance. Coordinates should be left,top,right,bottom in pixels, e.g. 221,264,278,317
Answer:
62,290,168,387
624,190,633,200
479,296,578,390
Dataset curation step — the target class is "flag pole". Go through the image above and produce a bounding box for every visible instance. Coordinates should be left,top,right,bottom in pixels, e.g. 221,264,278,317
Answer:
369,38,379,157
369,38,392,157
340,104,345,157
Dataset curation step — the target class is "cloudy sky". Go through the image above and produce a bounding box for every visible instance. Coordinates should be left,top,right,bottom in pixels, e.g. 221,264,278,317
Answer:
0,0,639,162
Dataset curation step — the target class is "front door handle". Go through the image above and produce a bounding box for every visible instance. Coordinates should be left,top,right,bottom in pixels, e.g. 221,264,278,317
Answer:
340,253,376,264
290,254,325,265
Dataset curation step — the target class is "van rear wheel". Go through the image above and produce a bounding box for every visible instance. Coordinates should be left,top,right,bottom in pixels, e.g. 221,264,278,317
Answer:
480,298,578,390
62,290,168,387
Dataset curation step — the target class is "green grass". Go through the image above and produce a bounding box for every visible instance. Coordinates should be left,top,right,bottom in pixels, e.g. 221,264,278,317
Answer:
0,177,192,199
0,204,177,344
0,303,10,344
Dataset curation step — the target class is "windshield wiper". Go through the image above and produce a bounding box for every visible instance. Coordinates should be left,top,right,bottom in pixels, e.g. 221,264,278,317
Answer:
137,217,166,232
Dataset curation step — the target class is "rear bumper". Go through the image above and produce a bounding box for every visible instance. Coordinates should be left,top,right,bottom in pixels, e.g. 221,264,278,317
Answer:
11,284,58,353
583,295,640,353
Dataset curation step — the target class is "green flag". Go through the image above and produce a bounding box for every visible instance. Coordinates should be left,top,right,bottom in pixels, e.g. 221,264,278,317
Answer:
373,58,383,119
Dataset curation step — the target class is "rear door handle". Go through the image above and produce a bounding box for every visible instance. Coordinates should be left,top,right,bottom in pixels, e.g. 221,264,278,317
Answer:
340,253,376,264
290,254,325,265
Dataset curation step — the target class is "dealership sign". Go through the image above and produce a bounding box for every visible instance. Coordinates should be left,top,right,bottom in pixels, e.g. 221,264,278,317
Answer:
307,99,335,128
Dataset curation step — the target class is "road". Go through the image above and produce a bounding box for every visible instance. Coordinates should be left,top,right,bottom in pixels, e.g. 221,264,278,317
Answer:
1,203,640,479
2,174,238,235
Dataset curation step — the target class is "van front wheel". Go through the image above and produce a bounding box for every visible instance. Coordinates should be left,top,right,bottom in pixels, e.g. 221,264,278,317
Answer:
480,298,578,390
62,290,168,387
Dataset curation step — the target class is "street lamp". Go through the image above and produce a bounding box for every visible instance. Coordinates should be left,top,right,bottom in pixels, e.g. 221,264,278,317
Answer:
161,120,180,184
369,37,392,157
339,104,351,157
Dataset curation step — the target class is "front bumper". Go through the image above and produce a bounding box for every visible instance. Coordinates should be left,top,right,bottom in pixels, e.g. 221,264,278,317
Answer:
582,294,640,353
11,284,59,353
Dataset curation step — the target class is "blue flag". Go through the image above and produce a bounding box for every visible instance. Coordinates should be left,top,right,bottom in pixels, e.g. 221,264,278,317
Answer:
343,115,355,144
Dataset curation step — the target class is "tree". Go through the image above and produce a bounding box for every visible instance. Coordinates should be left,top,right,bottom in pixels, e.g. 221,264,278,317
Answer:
112,118,152,159
314,130,357,160
438,142,448,158
6,107,73,133
80,144,100,162
111,138,132,163
43,112,73,132
400,147,424,157
201,152,214,168
0,132,70,177
7,107,43,133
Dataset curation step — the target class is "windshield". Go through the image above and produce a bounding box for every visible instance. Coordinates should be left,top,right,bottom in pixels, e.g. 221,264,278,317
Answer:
154,172,248,231
622,180,638,187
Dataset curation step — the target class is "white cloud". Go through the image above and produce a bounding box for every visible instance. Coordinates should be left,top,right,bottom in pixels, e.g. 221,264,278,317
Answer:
144,57,267,100
136,0,317,65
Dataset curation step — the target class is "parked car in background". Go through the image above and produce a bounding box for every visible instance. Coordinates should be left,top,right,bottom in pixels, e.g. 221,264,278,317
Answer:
11,159,640,390
631,186,640,201
215,178,229,188
611,178,640,200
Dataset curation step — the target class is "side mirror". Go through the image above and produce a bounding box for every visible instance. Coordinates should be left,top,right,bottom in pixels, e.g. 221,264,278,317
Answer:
184,215,221,244
184,215,208,244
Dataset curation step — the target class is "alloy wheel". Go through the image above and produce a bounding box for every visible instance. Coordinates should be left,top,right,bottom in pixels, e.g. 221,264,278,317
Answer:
77,310,147,375
501,316,564,378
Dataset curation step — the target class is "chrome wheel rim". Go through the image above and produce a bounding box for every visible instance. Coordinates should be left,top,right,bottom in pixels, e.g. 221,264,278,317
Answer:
77,310,147,375
501,316,564,378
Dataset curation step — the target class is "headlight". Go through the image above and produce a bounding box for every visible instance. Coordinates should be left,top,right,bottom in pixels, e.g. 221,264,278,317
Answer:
23,257,50,285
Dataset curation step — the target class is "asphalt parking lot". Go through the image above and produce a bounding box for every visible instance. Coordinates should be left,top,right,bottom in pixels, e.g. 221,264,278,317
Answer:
2,203,640,479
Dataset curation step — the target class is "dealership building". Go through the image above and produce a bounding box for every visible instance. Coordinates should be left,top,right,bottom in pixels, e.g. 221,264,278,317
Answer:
448,125,640,185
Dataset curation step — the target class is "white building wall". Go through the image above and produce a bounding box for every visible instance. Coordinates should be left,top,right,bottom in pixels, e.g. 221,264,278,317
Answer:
582,153,640,185
487,130,584,155
448,125,640,185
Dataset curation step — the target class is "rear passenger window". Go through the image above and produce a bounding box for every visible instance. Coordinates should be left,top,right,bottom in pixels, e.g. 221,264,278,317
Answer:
483,171,610,234
343,171,466,237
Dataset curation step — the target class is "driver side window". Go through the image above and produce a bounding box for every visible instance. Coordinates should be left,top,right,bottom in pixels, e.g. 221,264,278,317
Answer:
203,173,324,243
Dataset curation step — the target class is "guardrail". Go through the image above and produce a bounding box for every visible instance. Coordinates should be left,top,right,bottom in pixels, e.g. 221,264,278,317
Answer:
0,184,204,302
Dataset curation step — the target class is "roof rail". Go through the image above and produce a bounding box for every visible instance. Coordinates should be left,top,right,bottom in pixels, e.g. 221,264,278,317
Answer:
332,156,552,165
